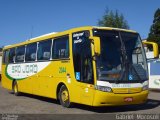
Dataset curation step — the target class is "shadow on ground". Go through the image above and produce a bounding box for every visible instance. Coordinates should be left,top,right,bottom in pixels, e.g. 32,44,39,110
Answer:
10,92,59,105
10,92,160,113
74,99,160,113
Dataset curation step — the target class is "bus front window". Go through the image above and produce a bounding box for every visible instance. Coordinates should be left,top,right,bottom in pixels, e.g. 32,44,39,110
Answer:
93,30,148,83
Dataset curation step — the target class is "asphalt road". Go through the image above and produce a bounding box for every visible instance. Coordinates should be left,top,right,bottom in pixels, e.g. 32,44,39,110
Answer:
0,83,160,114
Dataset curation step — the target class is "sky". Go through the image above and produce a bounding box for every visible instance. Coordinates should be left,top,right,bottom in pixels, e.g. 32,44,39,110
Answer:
0,0,160,46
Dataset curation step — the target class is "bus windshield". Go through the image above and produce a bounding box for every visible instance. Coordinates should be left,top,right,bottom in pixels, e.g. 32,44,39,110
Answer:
93,29,148,83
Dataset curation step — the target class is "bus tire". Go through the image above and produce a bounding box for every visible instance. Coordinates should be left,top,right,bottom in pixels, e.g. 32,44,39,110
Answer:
13,81,20,96
58,85,72,108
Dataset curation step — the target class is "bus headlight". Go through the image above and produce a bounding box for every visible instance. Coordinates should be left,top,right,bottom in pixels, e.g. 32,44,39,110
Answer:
142,81,149,91
95,85,112,92
142,85,148,91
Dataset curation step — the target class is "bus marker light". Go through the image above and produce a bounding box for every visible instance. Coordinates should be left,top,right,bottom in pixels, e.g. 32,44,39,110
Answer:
67,74,71,83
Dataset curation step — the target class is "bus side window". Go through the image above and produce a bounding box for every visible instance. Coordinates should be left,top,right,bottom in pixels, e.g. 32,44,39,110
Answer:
15,46,25,63
37,39,52,61
2,51,6,64
144,44,153,52
144,44,154,59
52,36,69,59
9,48,15,63
25,43,37,62
3,50,9,64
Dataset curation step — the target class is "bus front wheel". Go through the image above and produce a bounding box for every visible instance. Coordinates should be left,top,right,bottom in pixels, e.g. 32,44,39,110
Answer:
13,81,20,96
58,85,72,108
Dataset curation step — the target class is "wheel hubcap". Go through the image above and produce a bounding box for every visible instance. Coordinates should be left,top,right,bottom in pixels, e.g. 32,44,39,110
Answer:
61,90,68,102
14,85,17,93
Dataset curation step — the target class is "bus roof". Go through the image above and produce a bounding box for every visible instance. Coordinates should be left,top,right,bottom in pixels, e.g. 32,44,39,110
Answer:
3,26,137,49
28,32,57,41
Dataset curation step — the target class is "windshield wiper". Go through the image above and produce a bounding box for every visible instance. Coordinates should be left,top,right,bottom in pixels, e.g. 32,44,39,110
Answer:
118,31,129,81
118,31,142,81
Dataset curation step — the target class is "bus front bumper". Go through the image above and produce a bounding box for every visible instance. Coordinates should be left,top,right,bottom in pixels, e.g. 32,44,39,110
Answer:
92,90,149,106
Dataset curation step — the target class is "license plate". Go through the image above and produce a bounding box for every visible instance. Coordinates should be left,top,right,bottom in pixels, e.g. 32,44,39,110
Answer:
124,97,133,102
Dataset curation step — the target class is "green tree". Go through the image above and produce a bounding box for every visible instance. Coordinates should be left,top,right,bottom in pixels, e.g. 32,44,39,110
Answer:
147,8,160,51
0,47,3,52
98,9,129,29
0,45,4,52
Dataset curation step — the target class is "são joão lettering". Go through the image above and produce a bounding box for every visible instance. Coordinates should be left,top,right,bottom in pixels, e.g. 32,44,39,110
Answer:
11,64,38,74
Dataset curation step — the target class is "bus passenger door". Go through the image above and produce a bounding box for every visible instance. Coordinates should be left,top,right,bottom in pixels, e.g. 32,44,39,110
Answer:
72,31,95,105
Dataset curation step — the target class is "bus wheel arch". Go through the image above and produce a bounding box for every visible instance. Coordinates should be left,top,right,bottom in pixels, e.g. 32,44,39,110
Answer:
12,80,20,96
56,82,65,100
56,83,72,108
12,79,16,92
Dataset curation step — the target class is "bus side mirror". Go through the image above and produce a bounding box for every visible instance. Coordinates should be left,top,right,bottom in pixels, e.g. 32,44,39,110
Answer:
153,43,159,58
89,36,101,55
143,41,159,59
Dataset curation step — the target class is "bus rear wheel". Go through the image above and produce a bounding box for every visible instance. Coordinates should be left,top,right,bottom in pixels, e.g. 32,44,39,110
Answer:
58,85,72,108
13,81,20,96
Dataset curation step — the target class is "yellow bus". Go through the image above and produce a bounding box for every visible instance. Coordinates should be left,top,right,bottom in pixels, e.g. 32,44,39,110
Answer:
143,41,160,90
1,26,149,107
